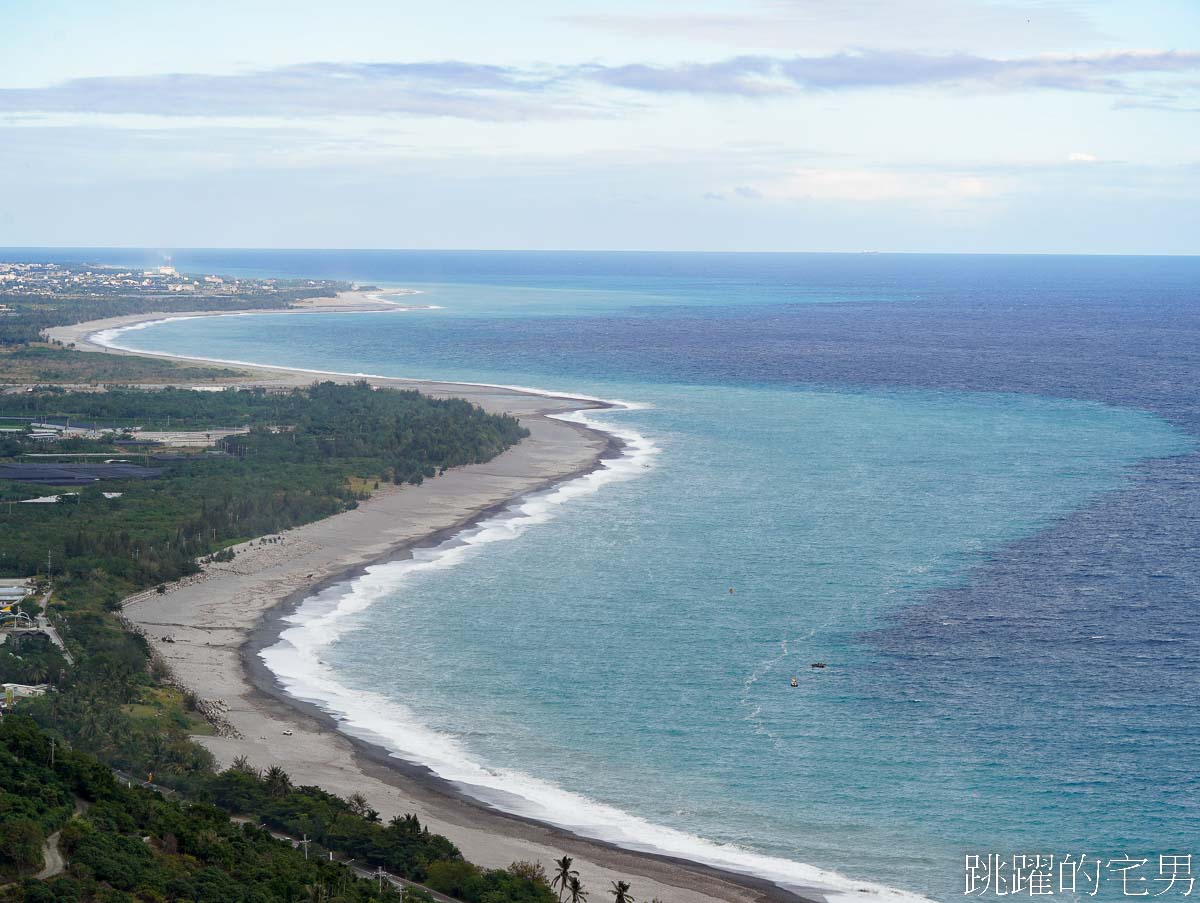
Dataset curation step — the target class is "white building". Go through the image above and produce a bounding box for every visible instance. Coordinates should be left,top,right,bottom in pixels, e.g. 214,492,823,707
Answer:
0,579,32,605
1,683,50,708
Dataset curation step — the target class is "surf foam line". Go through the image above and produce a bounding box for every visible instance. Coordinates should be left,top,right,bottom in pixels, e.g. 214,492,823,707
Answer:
97,314,931,903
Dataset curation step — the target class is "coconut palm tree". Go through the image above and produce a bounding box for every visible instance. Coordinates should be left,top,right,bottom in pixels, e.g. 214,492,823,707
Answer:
552,855,578,901
263,765,292,798
389,813,422,835
348,792,370,817
568,876,588,903
25,660,49,685
610,880,634,903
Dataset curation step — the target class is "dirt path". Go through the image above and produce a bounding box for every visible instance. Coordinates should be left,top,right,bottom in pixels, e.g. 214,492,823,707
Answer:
33,798,87,881
34,831,64,880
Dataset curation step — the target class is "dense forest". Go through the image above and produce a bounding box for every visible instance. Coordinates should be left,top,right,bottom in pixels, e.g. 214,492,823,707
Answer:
0,714,560,902
0,715,556,898
1,383,528,586
0,715,405,901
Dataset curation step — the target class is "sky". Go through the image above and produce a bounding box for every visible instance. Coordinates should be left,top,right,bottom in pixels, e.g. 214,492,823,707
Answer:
0,0,1197,253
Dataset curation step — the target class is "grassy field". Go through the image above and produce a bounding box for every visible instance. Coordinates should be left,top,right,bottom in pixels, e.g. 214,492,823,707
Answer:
119,686,217,737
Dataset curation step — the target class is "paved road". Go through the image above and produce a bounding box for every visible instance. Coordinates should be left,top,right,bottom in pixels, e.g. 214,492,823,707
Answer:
34,831,65,880
37,590,74,665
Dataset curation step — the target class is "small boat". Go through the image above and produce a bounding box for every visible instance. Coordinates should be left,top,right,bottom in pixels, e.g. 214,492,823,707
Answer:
810,662,827,669
790,677,799,688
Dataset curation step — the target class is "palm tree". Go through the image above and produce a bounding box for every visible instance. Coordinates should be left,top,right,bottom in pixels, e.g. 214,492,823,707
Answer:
348,792,370,818
568,876,588,903
610,880,634,903
389,813,422,835
26,660,49,685
263,765,292,798
552,855,578,901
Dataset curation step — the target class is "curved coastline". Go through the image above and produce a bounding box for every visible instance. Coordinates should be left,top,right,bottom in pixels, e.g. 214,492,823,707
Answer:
47,300,929,903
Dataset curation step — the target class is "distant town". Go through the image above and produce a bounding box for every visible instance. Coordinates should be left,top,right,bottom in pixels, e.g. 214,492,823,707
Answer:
0,261,350,360
0,261,339,301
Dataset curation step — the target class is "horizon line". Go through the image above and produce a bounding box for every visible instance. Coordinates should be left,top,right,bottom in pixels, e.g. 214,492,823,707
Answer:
1,245,1197,258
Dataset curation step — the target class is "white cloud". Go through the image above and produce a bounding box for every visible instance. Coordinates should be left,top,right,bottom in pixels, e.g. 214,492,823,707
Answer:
1,50,1197,123
752,167,1008,204
1068,151,1099,162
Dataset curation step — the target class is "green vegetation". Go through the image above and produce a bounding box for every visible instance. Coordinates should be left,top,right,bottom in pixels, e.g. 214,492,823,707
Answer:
209,766,553,901
0,276,345,349
0,634,68,686
0,715,565,901
0,346,245,385
0,714,407,900
1,383,526,784
1,383,528,587
0,267,346,383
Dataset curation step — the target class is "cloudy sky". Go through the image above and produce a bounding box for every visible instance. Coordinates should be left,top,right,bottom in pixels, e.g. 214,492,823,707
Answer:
1,0,1197,253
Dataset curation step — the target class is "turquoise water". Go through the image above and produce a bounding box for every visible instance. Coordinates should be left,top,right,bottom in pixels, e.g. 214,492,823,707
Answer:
99,252,1198,902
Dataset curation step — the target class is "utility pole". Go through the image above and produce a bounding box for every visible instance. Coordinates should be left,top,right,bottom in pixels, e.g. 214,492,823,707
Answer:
49,738,55,768
299,834,310,860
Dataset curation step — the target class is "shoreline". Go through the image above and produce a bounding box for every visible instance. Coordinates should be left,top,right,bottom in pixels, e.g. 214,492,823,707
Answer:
47,295,834,903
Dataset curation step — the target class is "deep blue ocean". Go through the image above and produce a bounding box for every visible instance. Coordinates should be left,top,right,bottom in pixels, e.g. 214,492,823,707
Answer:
14,249,1199,901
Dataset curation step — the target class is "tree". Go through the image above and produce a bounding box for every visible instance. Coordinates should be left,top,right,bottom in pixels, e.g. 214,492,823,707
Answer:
552,855,578,902
511,860,550,884
610,880,635,903
426,859,481,896
568,875,588,903
231,754,257,776
263,765,292,799
0,818,45,874
348,792,371,818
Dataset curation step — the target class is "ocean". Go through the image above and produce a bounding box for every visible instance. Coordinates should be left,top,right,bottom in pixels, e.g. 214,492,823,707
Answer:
22,249,1199,901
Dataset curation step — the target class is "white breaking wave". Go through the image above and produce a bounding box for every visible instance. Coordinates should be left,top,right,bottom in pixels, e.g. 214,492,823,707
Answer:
97,314,932,903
